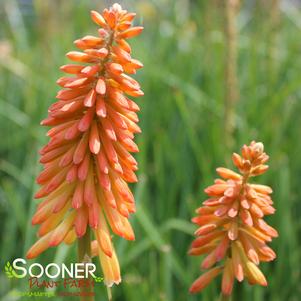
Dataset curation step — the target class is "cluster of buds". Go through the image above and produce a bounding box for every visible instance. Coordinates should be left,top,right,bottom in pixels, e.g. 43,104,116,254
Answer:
189,142,278,296
27,3,143,287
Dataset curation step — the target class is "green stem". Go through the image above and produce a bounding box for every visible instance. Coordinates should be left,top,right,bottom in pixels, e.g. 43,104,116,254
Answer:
106,286,112,301
219,293,232,301
223,0,240,155
78,227,95,301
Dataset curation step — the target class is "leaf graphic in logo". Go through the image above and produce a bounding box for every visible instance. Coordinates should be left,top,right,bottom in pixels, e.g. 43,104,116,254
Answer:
4,261,21,279
92,274,103,283
5,262,14,278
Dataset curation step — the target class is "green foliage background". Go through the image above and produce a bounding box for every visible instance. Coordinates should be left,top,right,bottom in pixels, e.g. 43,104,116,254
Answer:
0,0,301,300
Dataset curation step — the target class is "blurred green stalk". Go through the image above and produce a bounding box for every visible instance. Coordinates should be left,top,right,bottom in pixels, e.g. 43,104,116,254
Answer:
224,0,240,153
267,0,280,85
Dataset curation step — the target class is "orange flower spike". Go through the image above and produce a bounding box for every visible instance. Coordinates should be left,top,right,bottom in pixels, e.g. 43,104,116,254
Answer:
189,141,278,297
27,2,143,287
189,266,223,294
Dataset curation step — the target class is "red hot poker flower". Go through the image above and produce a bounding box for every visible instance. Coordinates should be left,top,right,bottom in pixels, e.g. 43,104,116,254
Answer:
26,3,143,287
189,141,278,297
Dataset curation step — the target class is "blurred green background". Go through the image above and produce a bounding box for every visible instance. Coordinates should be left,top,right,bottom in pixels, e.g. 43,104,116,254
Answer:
0,0,301,300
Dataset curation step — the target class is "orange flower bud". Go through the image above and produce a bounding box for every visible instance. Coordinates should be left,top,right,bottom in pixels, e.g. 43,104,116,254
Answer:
118,26,144,39
222,258,234,296
190,266,223,294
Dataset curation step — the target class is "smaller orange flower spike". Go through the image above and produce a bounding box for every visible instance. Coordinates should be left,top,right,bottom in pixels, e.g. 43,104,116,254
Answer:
189,141,278,297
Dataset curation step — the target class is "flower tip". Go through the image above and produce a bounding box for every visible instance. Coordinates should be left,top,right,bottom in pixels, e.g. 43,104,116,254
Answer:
75,229,86,238
31,218,38,225
254,142,264,154
112,3,122,11
34,190,43,199
105,278,122,287
26,242,44,259
26,251,35,260
189,286,197,294
118,26,144,39
106,250,113,258
124,232,135,241
191,217,198,224
187,249,195,256
90,10,107,28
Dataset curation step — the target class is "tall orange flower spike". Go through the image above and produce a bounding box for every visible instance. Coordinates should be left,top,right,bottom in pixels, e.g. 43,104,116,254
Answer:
189,141,278,297
26,3,143,287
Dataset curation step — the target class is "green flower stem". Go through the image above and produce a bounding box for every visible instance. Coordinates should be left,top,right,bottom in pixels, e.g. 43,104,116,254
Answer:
224,0,240,154
78,227,95,301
